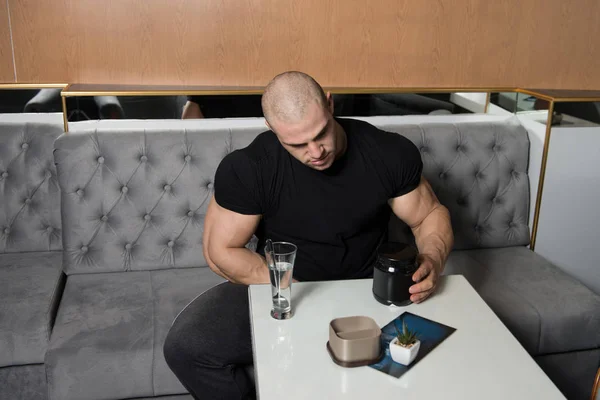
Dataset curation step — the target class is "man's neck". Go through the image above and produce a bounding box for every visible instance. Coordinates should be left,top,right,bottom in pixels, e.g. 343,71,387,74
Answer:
334,120,348,161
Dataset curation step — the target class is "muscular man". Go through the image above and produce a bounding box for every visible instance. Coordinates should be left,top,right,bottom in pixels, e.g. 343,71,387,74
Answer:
164,71,453,400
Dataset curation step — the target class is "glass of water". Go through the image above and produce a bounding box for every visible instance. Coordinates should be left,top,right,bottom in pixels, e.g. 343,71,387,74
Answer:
265,241,297,320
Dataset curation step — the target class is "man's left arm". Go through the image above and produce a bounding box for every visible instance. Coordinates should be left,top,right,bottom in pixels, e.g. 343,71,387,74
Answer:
388,176,454,303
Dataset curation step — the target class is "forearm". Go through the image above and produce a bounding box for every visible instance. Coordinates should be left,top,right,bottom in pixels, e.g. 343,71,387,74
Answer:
208,246,270,285
412,205,454,272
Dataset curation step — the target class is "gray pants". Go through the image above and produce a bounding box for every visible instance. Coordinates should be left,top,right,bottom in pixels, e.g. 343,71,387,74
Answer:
164,282,255,400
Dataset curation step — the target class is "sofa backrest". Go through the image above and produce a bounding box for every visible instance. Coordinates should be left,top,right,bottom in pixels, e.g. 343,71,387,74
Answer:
54,120,265,274
55,116,529,274
382,117,530,249
0,113,64,253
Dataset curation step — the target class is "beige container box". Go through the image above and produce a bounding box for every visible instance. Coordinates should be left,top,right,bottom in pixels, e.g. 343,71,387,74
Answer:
327,316,382,367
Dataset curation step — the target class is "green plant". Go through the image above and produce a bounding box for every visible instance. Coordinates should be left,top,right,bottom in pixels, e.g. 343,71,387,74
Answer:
393,321,419,347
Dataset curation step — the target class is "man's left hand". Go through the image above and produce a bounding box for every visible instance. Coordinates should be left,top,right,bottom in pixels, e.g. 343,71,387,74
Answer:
408,254,442,303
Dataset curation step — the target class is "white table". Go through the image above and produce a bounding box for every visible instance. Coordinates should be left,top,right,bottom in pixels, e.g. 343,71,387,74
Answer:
248,275,565,399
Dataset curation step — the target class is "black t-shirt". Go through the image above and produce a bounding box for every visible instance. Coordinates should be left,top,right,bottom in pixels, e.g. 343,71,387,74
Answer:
214,118,423,281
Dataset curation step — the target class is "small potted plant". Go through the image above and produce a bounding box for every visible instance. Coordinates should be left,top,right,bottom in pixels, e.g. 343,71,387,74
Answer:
389,321,421,366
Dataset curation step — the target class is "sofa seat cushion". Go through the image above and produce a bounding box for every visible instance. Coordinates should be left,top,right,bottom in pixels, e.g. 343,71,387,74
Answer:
45,268,224,400
0,364,48,400
444,247,600,355
0,251,64,366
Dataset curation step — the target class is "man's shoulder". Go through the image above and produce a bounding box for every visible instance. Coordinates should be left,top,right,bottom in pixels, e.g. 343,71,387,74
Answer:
237,131,281,162
337,117,381,134
340,117,417,152
221,130,280,168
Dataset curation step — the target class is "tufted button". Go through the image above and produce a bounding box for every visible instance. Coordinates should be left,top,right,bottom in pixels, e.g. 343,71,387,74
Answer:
457,198,466,206
24,198,32,205
3,227,10,235
21,143,29,150
121,186,128,194
144,213,151,221
493,145,499,152
167,240,175,248
76,189,84,196
97,156,105,164
1,171,8,179
164,184,171,192
184,155,192,162
81,245,88,253
474,225,481,232
125,243,132,250
456,145,463,152
101,215,108,222
476,172,483,179
439,172,446,179
420,146,428,153
45,170,52,179
46,226,54,233
187,210,194,217
140,155,148,163
512,170,519,178
207,182,214,190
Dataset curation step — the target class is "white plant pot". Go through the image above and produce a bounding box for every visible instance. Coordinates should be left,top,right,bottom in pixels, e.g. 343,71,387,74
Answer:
389,337,420,366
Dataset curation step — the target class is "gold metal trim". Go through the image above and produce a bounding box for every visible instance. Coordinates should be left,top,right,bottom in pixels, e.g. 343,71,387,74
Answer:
516,88,600,103
0,83,67,89
60,85,516,97
325,87,511,95
61,96,68,133
62,89,264,97
530,101,555,251
515,89,554,102
548,97,600,103
0,84,597,102
484,92,491,113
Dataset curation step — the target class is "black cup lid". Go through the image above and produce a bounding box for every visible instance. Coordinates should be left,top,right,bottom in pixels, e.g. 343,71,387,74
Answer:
377,242,417,266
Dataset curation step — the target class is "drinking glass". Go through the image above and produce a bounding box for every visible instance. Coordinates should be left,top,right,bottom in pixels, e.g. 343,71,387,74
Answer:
266,242,297,320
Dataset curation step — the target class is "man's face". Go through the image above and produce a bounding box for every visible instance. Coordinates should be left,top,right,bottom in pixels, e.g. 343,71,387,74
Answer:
268,95,339,171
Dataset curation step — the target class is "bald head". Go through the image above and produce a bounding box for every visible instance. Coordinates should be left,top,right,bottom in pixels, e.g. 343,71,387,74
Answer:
262,71,328,126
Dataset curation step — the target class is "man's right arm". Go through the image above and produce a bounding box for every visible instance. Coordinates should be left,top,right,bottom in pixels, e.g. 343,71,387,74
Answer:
203,195,270,285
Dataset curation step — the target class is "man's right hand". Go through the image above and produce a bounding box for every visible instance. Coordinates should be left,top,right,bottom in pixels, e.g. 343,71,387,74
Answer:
203,196,269,285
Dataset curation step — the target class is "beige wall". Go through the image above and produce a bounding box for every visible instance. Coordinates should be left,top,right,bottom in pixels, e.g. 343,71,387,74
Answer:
2,0,600,88
0,1,14,82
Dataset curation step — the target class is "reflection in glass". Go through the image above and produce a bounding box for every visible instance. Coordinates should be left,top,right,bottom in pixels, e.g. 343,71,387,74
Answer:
553,101,600,127
66,96,189,121
183,95,263,119
489,92,518,113
489,92,599,127
450,92,488,113
0,89,63,113
489,92,554,121
334,93,462,117
65,92,477,121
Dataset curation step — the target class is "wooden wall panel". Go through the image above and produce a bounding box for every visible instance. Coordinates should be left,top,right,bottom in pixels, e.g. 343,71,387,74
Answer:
8,0,600,89
0,0,15,82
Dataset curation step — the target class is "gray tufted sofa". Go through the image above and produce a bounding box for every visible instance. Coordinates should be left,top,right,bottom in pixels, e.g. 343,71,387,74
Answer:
0,113,66,399
1,114,599,399
383,118,600,399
